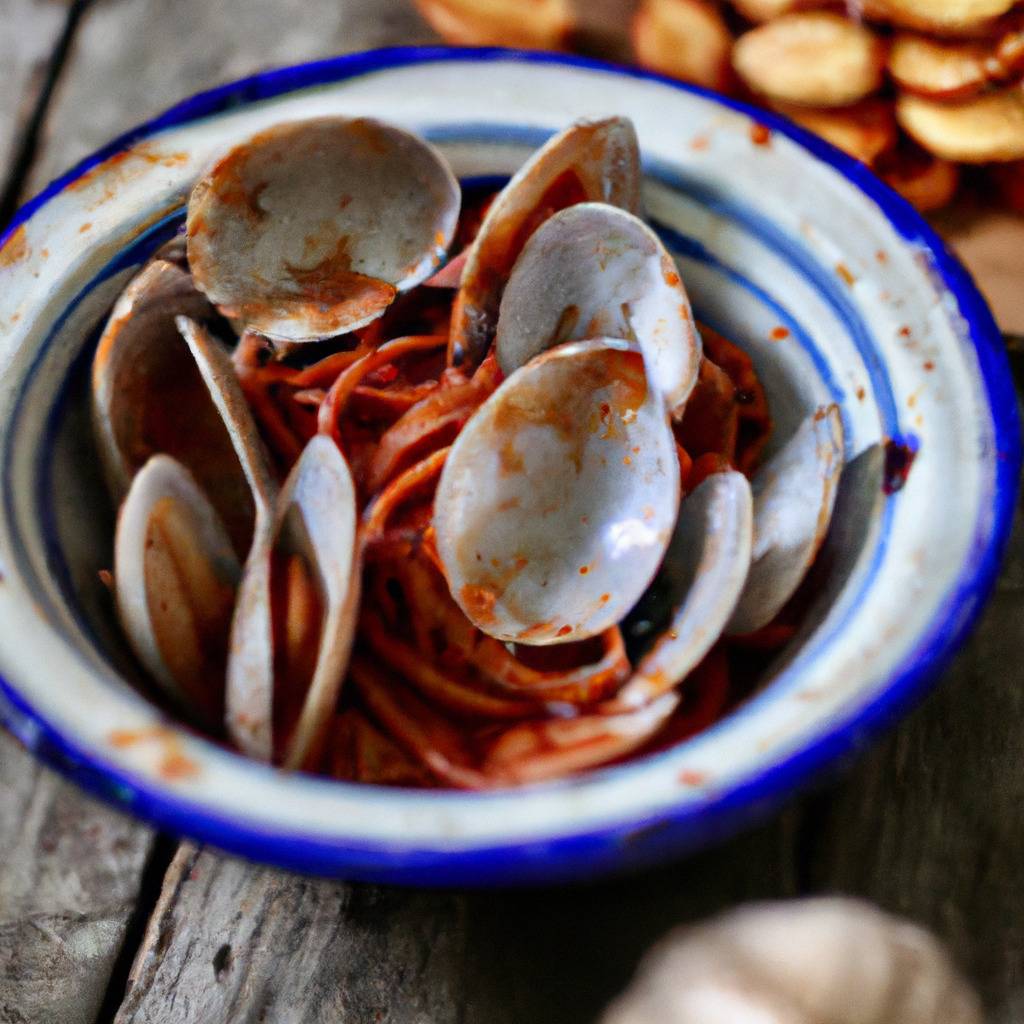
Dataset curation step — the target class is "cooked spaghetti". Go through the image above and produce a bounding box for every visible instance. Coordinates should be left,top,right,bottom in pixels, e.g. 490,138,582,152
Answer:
224,188,780,788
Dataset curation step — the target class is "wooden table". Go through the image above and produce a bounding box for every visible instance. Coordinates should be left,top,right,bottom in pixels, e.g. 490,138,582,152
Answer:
2,2,1023,1021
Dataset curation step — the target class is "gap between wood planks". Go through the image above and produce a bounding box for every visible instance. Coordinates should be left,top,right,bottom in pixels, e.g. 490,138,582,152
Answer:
93,834,178,1024
0,0,90,230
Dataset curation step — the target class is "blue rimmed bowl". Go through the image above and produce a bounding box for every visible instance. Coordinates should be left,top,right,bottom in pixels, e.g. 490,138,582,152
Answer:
0,47,1017,885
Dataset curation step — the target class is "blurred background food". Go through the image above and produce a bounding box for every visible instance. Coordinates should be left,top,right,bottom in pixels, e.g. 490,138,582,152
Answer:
415,0,1024,216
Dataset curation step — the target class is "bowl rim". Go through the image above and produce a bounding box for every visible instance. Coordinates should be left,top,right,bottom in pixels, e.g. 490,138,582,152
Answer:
0,45,1019,884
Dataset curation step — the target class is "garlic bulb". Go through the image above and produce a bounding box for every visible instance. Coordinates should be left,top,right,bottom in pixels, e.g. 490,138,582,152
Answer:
601,898,981,1024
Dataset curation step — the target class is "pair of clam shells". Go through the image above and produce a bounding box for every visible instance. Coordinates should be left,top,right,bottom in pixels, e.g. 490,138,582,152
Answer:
94,113,845,776
97,117,461,767
98,286,358,767
431,121,844,659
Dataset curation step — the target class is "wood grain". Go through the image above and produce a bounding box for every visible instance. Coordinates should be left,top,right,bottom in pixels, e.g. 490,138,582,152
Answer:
0,5,162,1020
113,819,797,1024
806,487,1024,1018
0,730,154,1024
114,844,469,1024
0,0,66,194
25,0,439,195
0,5,161,1021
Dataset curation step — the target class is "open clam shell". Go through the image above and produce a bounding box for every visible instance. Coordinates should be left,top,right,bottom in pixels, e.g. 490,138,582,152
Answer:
496,202,701,414
434,338,680,645
187,117,461,342
727,405,844,636
450,117,641,368
92,260,257,556
114,455,240,729
174,315,277,524
226,435,360,769
766,443,887,663
615,470,753,709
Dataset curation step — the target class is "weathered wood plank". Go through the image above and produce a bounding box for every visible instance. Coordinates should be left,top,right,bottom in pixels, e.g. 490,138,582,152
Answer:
25,0,439,195
114,844,469,1024
0,0,66,197
0,730,155,1024
806,454,1024,1017
114,818,797,1024
1,5,162,1021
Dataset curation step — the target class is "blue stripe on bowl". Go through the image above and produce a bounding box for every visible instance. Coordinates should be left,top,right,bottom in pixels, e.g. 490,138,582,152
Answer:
654,224,847,416
647,222,898,734
0,47,1017,885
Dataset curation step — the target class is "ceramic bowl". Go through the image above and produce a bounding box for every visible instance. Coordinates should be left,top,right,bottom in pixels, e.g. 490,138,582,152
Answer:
0,48,1017,885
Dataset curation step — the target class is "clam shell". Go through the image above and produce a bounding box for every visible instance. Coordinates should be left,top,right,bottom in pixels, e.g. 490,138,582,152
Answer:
433,338,679,645
727,405,844,636
226,435,360,768
450,117,641,368
187,117,461,342
768,443,886,663
114,454,240,728
174,315,277,523
615,470,753,709
92,260,255,556
496,201,701,414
